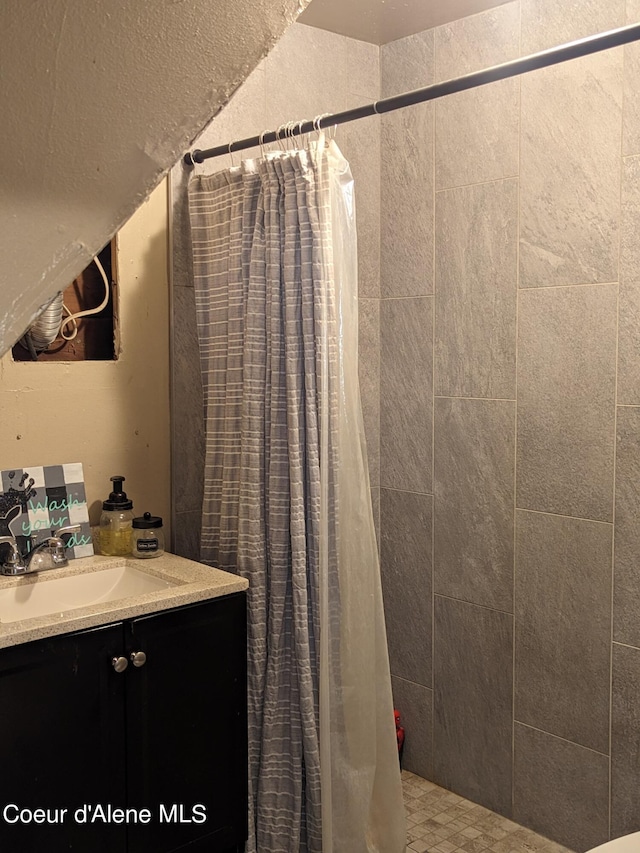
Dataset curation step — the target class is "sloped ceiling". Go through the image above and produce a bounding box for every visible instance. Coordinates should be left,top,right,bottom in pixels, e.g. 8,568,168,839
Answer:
0,0,308,355
299,0,513,44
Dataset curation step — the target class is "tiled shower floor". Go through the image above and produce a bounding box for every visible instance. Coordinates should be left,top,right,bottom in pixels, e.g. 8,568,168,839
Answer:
402,771,574,853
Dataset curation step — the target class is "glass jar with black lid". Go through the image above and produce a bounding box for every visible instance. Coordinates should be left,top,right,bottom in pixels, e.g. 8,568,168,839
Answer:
131,512,164,559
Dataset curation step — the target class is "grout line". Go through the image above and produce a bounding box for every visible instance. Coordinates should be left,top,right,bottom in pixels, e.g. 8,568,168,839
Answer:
514,719,610,759
434,591,513,618
431,23,437,769
379,485,435,498
392,673,433,690
514,506,613,526
616,402,640,407
612,639,640,652
435,174,520,194
518,280,620,292
379,294,433,301
513,0,522,816
434,394,516,402
608,35,626,833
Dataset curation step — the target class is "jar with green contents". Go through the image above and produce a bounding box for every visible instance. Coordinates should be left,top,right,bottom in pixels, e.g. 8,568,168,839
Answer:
131,512,164,559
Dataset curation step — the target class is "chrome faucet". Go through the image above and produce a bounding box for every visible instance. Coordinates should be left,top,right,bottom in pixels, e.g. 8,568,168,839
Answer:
0,526,81,576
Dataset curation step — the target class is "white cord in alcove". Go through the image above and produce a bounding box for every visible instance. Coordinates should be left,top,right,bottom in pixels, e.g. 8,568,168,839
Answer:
59,255,111,341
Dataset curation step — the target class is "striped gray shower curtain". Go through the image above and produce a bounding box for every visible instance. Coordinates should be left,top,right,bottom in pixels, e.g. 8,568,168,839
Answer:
188,138,405,853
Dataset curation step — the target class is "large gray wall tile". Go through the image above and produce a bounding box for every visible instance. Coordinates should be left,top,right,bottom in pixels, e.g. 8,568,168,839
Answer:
434,1,520,80
172,285,205,514
618,284,640,405
520,51,622,288
621,155,640,283
358,298,380,486
624,0,640,155
380,32,434,298
514,723,609,852
515,510,612,753
380,105,434,297
170,165,195,290
521,0,624,54
434,398,515,612
381,489,432,687
516,285,617,521
381,30,434,98
435,179,518,399
435,80,519,190
380,298,433,493
173,509,202,561
434,596,513,816
265,24,349,125
344,36,379,103
434,3,520,189
612,642,640,839
392,676,433,780
614,406,640,646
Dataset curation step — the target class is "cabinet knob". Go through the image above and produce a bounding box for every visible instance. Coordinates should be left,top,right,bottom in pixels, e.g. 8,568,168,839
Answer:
130,651,147,668
112,656,129,673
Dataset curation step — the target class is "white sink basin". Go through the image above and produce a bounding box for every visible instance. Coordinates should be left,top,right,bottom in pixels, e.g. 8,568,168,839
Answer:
0,564,177,624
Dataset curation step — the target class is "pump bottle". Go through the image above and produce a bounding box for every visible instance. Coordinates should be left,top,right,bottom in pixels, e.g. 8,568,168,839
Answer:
99,476,134,556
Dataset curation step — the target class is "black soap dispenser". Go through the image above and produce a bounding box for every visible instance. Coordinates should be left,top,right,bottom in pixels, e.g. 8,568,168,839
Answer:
99,476,134,556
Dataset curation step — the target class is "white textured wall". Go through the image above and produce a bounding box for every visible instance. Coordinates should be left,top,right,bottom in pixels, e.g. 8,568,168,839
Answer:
0,0,307,356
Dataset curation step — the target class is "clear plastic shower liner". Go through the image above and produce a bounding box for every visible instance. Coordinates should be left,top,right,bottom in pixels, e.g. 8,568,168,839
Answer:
320,138,406,853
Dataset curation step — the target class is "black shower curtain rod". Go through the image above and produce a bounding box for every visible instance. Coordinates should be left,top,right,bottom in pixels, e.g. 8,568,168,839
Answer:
184,21,640,165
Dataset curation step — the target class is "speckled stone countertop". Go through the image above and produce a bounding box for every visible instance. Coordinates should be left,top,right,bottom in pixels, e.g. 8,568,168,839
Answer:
0,552,248,649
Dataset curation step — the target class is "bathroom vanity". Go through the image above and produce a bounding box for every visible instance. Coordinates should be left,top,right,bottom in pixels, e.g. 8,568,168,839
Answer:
0,553,248,853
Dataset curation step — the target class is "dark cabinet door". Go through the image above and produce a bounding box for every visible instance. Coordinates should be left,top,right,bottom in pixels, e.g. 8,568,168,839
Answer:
124,593,248,853
0,622,127,853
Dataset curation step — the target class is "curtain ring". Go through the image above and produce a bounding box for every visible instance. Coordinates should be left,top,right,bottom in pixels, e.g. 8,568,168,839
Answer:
186,150,198,167
313,113,331,139
296,120,306,149
281,121,290,149
259,130,268,158
276,124,287,151
287,120,297,148
228,141,236,168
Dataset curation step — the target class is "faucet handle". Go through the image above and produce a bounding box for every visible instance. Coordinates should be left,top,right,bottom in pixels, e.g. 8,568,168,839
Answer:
44,525,81,564
0,535,24,572
48,524,81,547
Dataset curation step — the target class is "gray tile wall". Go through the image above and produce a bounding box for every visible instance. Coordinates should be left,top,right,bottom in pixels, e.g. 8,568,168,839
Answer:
380,1,640,851
513,723,610,851
171,4,640,852
433,398,515,612
433,596,513,817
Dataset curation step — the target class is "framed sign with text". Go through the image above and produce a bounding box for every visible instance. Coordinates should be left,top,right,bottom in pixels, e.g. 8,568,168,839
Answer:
0,463,93,559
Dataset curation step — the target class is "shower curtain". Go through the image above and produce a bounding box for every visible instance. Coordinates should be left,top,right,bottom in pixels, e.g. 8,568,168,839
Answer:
188,136,405,853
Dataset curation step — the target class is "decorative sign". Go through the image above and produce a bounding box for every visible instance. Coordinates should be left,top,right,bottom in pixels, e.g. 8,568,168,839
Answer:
0,463,94,559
